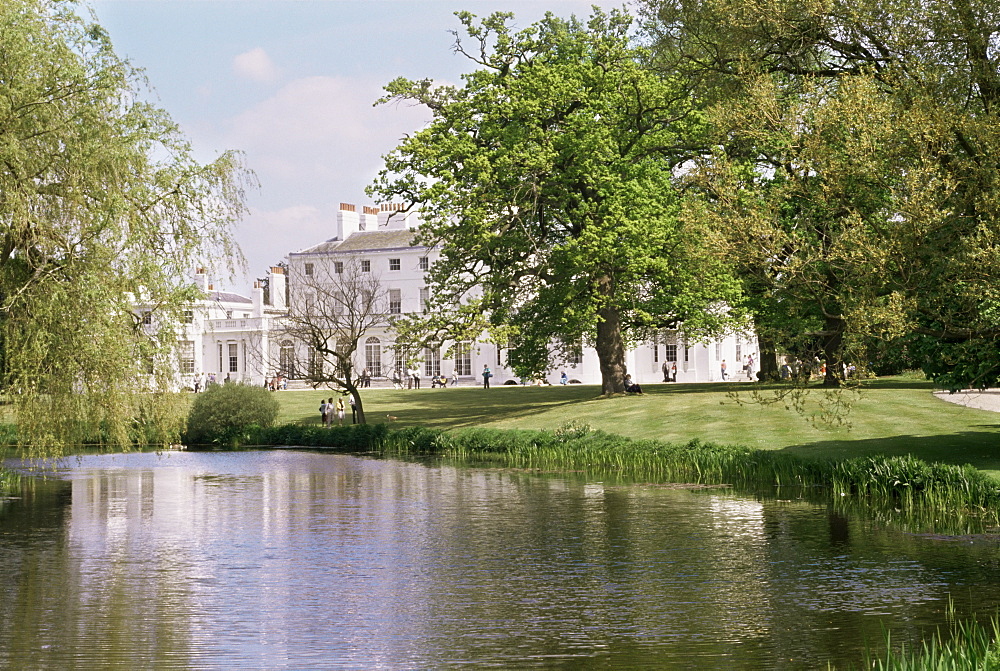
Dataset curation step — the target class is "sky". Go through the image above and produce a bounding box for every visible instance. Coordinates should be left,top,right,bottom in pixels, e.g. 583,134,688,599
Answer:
87,0,627,293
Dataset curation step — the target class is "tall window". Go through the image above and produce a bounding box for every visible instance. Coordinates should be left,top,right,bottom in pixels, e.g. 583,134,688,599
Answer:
454,341,472,376
361,259,371,272
279,341,295,378
179,341,195,374
419,287,430,313
309,348,323,378
228,343,239,373
365,337,382,375
389,289,402,314
389,258,401,271
715,340,722,360
653,333,659,363
569,340,584,365
424,346,441,377
419,257,429,271
665,344,678,362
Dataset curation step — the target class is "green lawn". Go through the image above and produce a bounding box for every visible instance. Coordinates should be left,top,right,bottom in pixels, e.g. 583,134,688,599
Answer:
278,378,1000,477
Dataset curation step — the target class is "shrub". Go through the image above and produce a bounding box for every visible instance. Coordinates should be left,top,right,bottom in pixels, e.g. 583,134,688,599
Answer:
184,383,280,446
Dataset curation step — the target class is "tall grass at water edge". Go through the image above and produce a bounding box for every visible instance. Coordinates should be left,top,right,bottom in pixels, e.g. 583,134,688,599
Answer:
857,610,1000,671
243,422,1000,528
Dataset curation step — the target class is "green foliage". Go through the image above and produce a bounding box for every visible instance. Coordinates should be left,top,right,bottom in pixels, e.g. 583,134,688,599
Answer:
0,0,251,456
244,422,389,451
638,0,1000,390
372,8,742,394
863,611,1000,670
0,466,20,496
184,384,280,446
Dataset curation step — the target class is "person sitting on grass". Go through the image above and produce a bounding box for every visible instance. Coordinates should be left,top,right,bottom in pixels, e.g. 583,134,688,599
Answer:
624,374,643,394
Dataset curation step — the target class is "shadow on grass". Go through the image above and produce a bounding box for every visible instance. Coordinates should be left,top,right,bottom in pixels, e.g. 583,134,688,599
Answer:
782,431,1000,472
377,385,598,429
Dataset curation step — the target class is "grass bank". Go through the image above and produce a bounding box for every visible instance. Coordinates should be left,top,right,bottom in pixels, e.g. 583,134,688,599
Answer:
273,378,1000,478
244,422,1000,532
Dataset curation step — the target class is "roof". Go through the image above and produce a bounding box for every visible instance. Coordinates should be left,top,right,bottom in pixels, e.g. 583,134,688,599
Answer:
292,229,428,256
208,290,252,304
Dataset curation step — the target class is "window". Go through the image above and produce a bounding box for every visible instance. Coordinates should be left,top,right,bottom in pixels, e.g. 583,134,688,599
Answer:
304,263,314,276
715,341,722,360
279,341,296,378
653,333,659,363
303,292,315,314
181,310,194,324
389,258,401,271
179,341,195,374
228,343,239,373
684,339,690,363
419,257,429,271
361,260,371,273
665,344,678,362
218,343,224,372
309,348,323,378
334,261,344,274
454,341,472,376
365,337,382,375
389,289,402,314
569,340,583,365
424,346,441,377
140,311,152,325
419,287,430,313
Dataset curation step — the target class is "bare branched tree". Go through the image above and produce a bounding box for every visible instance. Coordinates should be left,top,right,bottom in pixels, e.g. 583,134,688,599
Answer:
276,259,389,425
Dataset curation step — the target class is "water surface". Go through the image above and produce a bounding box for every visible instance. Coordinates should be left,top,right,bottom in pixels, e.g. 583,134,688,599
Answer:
2,450,999,669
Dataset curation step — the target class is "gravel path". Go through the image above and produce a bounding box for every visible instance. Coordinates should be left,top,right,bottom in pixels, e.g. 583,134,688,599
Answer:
933,389,1000,413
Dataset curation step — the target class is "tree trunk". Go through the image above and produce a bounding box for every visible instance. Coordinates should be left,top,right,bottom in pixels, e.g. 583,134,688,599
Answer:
595,275,626,394
756,331,780,381
822,315,845,387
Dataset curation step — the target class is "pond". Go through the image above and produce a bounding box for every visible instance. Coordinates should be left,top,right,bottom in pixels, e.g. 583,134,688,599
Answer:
2,450,999,669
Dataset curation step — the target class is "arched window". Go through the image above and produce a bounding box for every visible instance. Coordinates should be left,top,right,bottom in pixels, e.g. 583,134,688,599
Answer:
365,337,382,376
279,340,296,378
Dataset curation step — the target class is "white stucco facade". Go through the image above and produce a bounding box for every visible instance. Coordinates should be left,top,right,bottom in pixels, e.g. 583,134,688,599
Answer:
159,203,758,389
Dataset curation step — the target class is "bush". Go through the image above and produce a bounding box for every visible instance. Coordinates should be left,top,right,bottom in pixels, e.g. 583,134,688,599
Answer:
184,383,280,446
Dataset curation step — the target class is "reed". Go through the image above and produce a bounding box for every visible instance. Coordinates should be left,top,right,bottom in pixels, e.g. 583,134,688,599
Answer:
239,421,1000,529
861,613,1000,670
397,426,1000,526
0,466,20,496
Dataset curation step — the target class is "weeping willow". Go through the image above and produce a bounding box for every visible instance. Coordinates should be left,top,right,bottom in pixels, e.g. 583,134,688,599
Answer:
0,0,251,456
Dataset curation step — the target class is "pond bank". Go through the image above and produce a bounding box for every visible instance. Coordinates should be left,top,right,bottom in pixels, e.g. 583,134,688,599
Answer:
238,422,1000,534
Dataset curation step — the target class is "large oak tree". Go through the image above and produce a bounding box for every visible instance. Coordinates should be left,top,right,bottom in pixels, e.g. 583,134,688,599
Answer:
372,9,740,394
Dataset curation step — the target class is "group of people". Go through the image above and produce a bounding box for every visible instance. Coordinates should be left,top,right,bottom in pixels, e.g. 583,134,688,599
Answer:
192,372,214,393
660,361,679,383
319,395,357,426
392,368,461,389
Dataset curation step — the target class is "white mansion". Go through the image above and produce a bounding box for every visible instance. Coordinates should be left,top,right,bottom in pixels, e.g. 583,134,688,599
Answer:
163,203,757,388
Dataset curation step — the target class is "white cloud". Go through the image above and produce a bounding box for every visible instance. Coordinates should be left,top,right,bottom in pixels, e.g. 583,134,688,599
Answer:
224,75,430,198
232,47,281,84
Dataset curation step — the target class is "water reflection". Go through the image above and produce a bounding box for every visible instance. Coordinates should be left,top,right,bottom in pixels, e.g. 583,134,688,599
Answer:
2,450,999,669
